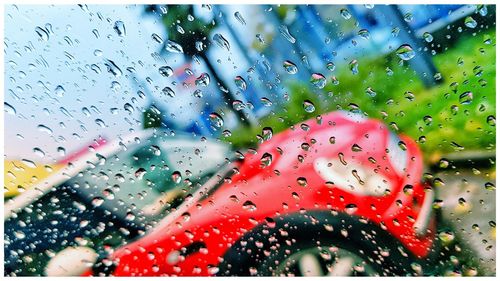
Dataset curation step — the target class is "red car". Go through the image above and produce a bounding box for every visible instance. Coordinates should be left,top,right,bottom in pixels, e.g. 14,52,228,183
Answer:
77,111,436,276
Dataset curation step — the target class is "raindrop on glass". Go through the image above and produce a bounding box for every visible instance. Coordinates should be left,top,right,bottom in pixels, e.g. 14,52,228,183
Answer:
340,8,351,20
234,11,246,25
55,85,65,97
162,86,175,97
37,124,53,135
303,100,316,113
464,16,477,28
423,32,434,43
283,60,298,74
459,91,473,105
35,26,49,41
234,76,247,91
159,66,173,77
104,59,122,77
310,73,327,89
349,60,359,74
195,73,210,87
4,102,16,115
209,112,224,128
165,40,184,53
396,44,416,61
358,29,370,39
151,33,163,44
213,33,230,51
278,25,296,44
113,21,126,37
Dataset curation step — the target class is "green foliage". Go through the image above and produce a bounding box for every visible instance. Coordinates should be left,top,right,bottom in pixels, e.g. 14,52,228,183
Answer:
161,5,215,56
226,29,496,160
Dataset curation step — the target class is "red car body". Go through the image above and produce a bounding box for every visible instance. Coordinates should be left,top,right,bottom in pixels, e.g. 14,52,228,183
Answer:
85,111,436,276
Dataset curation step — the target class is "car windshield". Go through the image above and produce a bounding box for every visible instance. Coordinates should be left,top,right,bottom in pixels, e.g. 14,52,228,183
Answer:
4,4,495,277
69,131,231,220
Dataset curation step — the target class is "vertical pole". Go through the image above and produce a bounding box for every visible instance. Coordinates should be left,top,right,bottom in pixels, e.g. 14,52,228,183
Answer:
373,5,440,87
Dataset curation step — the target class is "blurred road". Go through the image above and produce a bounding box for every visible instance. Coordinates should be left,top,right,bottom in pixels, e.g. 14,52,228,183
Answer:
435,168,496,275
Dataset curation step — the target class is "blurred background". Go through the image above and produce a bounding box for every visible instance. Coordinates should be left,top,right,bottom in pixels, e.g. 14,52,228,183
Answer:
3,4,496,276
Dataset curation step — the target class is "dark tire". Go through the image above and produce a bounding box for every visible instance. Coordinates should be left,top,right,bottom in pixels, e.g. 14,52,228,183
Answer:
218,211,433,276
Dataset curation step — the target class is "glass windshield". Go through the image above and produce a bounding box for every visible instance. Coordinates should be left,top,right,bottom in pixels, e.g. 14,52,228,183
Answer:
70,131,230,220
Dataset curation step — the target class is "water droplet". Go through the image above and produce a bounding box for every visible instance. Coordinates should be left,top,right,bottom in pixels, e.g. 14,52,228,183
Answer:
423,115,433,125
487,115,495,126
90,64,101,74
477,5,488,16
464,16,477,28
297,177,308,187
278,25,296,43
326,62,336,71
95,119,106,128
358,29,370,39
57,147,66,156
438,158,450,169
260,153,272,168
113,21,126,37
37,124,53,135
171,171,182,184
104,59,122,77
4,102,16,115
303,100,315,113
209,112,224,128
135,168,146,179
345,203,358,215
232,100,245,111
151,33,163,44
165,40,184,53
91,197,105,207
438,231,455,244
213,33,230,51
310,73,326,89
52,85,66,98
124,103,134,114
396,44,415,61
450,141,464,151
283,60,298,74
125,212,135,221
33,147,45,158
423,32,434,43
243,200,257,211
262,127,273,140
159,66,173,77
404,12,413,22
459,91,473,105
195,73,210,87
260,97,273,107
35,26,49,41
392,27,400,37
234,76,247,91
365,87,377,97
20,159,36,169
351,144,362,152
340,8,352,20
162,86,175,97
191,89,202,98
349,60,359,74
485,182,495,191
234,11,246,25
